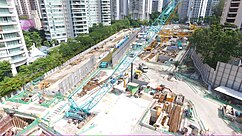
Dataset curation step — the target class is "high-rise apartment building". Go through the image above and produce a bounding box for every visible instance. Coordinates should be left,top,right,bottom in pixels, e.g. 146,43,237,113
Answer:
178,0,209,21
14,0,42,30
100,0,111,25
88,0,101,27
178,0,189,20
41,0,111,40
127,0,164,21
40,0,68,42
66,0,89,38
111,0,128,20
29,0,42,19
192,0,208,18
221,0,242,30
129,0,152,20
14,0,42,19
0,0,29,75
205,0,220,16
152,0,163,12
14,0,32,18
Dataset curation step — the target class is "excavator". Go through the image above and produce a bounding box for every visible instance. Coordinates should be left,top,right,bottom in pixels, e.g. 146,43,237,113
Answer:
156,84,172,92
38,81,50,90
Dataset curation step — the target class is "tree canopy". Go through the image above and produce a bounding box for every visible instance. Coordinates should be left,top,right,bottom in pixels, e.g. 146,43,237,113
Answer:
189,25,242,68
212,0,225,18
0,61,12,81
23,31,43,50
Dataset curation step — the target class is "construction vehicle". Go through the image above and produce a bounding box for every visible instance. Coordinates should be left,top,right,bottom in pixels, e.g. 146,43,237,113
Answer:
219,105,242,121
99,62,108,68
156,84,172,92
189,23,196,30
184,104,193,118
65,0,181,122
138,63,148,73
134,70,143,79
38,82,50,90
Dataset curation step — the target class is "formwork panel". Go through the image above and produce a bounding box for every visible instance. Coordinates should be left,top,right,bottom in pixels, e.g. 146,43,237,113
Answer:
233,82,240,91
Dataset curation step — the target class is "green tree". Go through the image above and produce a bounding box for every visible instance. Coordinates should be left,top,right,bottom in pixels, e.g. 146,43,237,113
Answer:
29,28,46,42
0,61,12,81
170,12,179,23
31,31,42,47
59,42,74,58
43,40,50,47
189,25,242,68
174,61,180,69
50,39,58,46
212,0,225,17
23,32,33,50
23,31,43,49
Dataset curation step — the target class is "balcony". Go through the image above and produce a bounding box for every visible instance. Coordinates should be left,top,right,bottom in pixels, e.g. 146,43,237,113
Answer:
231,0,241,3
0,53,8,58
0,21,17,26
0,12,15,17
0,29,19,34
8,50,25,57
7,44,23,49
0,2,14,8
71,2,81,5
11,56,27,65
0,37,21,42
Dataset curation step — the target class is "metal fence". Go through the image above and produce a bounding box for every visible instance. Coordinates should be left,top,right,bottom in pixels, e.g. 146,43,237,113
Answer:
191,50,242,92
112,30,139,67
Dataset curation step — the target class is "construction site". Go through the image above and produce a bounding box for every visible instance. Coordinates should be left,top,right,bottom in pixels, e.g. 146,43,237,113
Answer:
0,0,242,135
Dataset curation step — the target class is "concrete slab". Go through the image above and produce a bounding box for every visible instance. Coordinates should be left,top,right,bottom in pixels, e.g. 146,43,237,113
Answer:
78,93,153,135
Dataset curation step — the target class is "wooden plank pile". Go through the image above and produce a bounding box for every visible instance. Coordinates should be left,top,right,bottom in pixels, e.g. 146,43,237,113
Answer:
168,105,183,132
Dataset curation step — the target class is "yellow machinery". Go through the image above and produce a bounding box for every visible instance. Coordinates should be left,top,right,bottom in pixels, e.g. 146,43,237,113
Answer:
145,40,157,51
38,81,50,90
189,23,196,30
134,70,142,79
120,73,128,88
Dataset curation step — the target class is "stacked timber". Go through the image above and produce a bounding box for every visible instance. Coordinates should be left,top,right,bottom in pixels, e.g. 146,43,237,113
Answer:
167,103,173,114
168,105,183,133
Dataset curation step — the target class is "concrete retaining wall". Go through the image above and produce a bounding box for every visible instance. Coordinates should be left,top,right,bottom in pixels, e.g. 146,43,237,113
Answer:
191,50,242,92
44,56,96,96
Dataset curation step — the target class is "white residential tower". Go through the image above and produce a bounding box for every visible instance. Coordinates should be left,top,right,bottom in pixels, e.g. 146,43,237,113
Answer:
0,0,29,75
